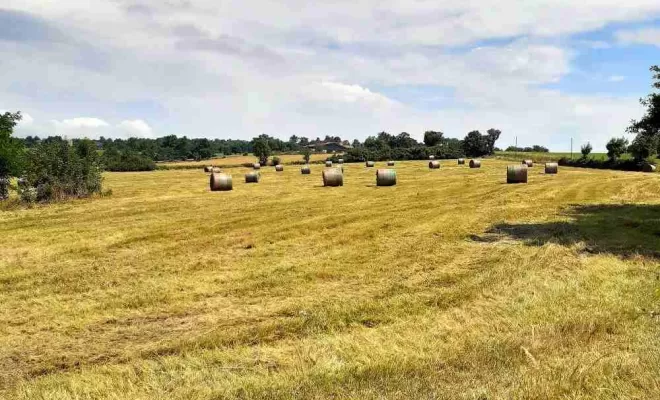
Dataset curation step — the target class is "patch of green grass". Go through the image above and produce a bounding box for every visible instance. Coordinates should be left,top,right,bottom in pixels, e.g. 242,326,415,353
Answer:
1,160,659,398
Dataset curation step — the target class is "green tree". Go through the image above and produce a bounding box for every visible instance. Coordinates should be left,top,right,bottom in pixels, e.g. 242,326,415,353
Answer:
581,142,593,158
629,134,658,162
423,131,443,146
253,138,271,165
301,147,311,163
605,137,629,161
462,130,486,157
0,111,25,199
485,128,502,155
627,66,660,161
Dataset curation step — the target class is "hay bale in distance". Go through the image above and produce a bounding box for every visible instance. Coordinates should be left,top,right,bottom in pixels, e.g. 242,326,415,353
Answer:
507,165,528,184
322,168,343,187
338,159,344,164
643,164,657,173
204,166,213,173
301,165,311,174
275,164,284,172
365,161,375,167
429,155,436,160
325,161,333,167
469,159,482,168
522,159,534,167
253,163,261,170
210,173,233,191
545,163,559,174
245,172,260,183
387,161,395,166
212,167,222,173
376,169,397,186
458,158,465,165
429,160,440,169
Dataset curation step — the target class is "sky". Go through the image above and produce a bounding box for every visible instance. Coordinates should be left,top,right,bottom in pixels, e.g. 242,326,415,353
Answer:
1,1,660,151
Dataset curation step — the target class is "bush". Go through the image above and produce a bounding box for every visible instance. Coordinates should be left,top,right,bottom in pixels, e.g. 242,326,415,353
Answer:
606,137,629,161
558,157,649,171
271,156,281,166
21,139,104,202
581,143,593,158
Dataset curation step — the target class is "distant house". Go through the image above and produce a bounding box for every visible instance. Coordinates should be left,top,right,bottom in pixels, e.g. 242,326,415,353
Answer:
307,141,352,153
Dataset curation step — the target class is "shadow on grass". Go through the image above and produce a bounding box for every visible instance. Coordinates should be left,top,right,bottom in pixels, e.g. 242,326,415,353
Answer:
474,204,660,258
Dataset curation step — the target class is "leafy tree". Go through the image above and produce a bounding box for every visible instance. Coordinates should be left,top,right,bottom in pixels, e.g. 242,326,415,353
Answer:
628,134,658,162
253,138,271,165
0,111,25,199
301,147,311,163
423,131,444,147
484,128,501,155
351,139,361,148
606,137,629,161
462,131,487,157
581,142,593,158
627,66,660,161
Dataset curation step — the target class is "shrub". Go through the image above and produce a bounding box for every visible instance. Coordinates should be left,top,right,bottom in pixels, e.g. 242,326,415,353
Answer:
21,139,104,202
103,149,156,172
271,156,281,166
558,157,649,171
581,142,593,158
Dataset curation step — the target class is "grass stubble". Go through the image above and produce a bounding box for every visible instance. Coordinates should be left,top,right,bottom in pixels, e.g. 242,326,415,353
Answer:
0,160,659,399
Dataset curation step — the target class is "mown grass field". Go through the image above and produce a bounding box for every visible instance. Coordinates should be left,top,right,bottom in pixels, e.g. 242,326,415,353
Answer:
158,153,328,169
1,159,660,399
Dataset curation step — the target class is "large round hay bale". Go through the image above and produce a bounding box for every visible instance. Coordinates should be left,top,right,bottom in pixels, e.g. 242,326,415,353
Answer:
210,173,233,191
245,172,260,183
507,165,528,184
365,161,375,167
253,163,261,170
643,164,657,173
322,168,343,187
338,159,344,164
522,159,534,167
469,159,481,168
325,161,333,167
545,162,558,174
301,165,311,174
387,161,395,166
275,164,284,172
429,160,440,169
204,165,213,173
458,158,465,165
376,169,397,186
429,155,435,160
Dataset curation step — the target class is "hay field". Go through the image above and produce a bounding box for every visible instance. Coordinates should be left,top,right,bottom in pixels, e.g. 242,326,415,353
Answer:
1,160,659,399
158,153,328,168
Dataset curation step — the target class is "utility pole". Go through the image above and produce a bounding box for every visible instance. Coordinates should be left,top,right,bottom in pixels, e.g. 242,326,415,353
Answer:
570,137,573,160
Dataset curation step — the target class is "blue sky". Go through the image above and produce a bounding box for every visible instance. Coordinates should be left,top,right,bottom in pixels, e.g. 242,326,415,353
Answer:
1,1,660,150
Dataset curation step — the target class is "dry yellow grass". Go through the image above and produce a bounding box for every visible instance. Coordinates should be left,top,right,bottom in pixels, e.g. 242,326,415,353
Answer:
1,160,659,399
159,153,328,168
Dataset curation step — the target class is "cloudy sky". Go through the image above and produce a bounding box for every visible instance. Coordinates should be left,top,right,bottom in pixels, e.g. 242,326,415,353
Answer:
2,1,660,150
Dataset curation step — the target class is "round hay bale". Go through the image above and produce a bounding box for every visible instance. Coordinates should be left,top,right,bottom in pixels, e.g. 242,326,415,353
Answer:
325,161,333,167
522,159,534,167
275,164,284,172
365,161,375,167
212,167,222,173
245,172,260,183
643,164,657,173
338,159,344,164
204,165,213,173
429,160,440,169
376,169,397,186
209,173,233,191
469,159,481,168
545,162,558,174
387,161,395,166
322,168,343,187
507,165,528,184
429,155,436,160
301,165,311,174
253,163,261,170
458,158,465,165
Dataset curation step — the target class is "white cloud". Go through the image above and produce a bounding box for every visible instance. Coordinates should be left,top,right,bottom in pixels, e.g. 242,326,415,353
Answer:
615,27,660,46
117,119,154,138
607,75,626,82
53,117,109,128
